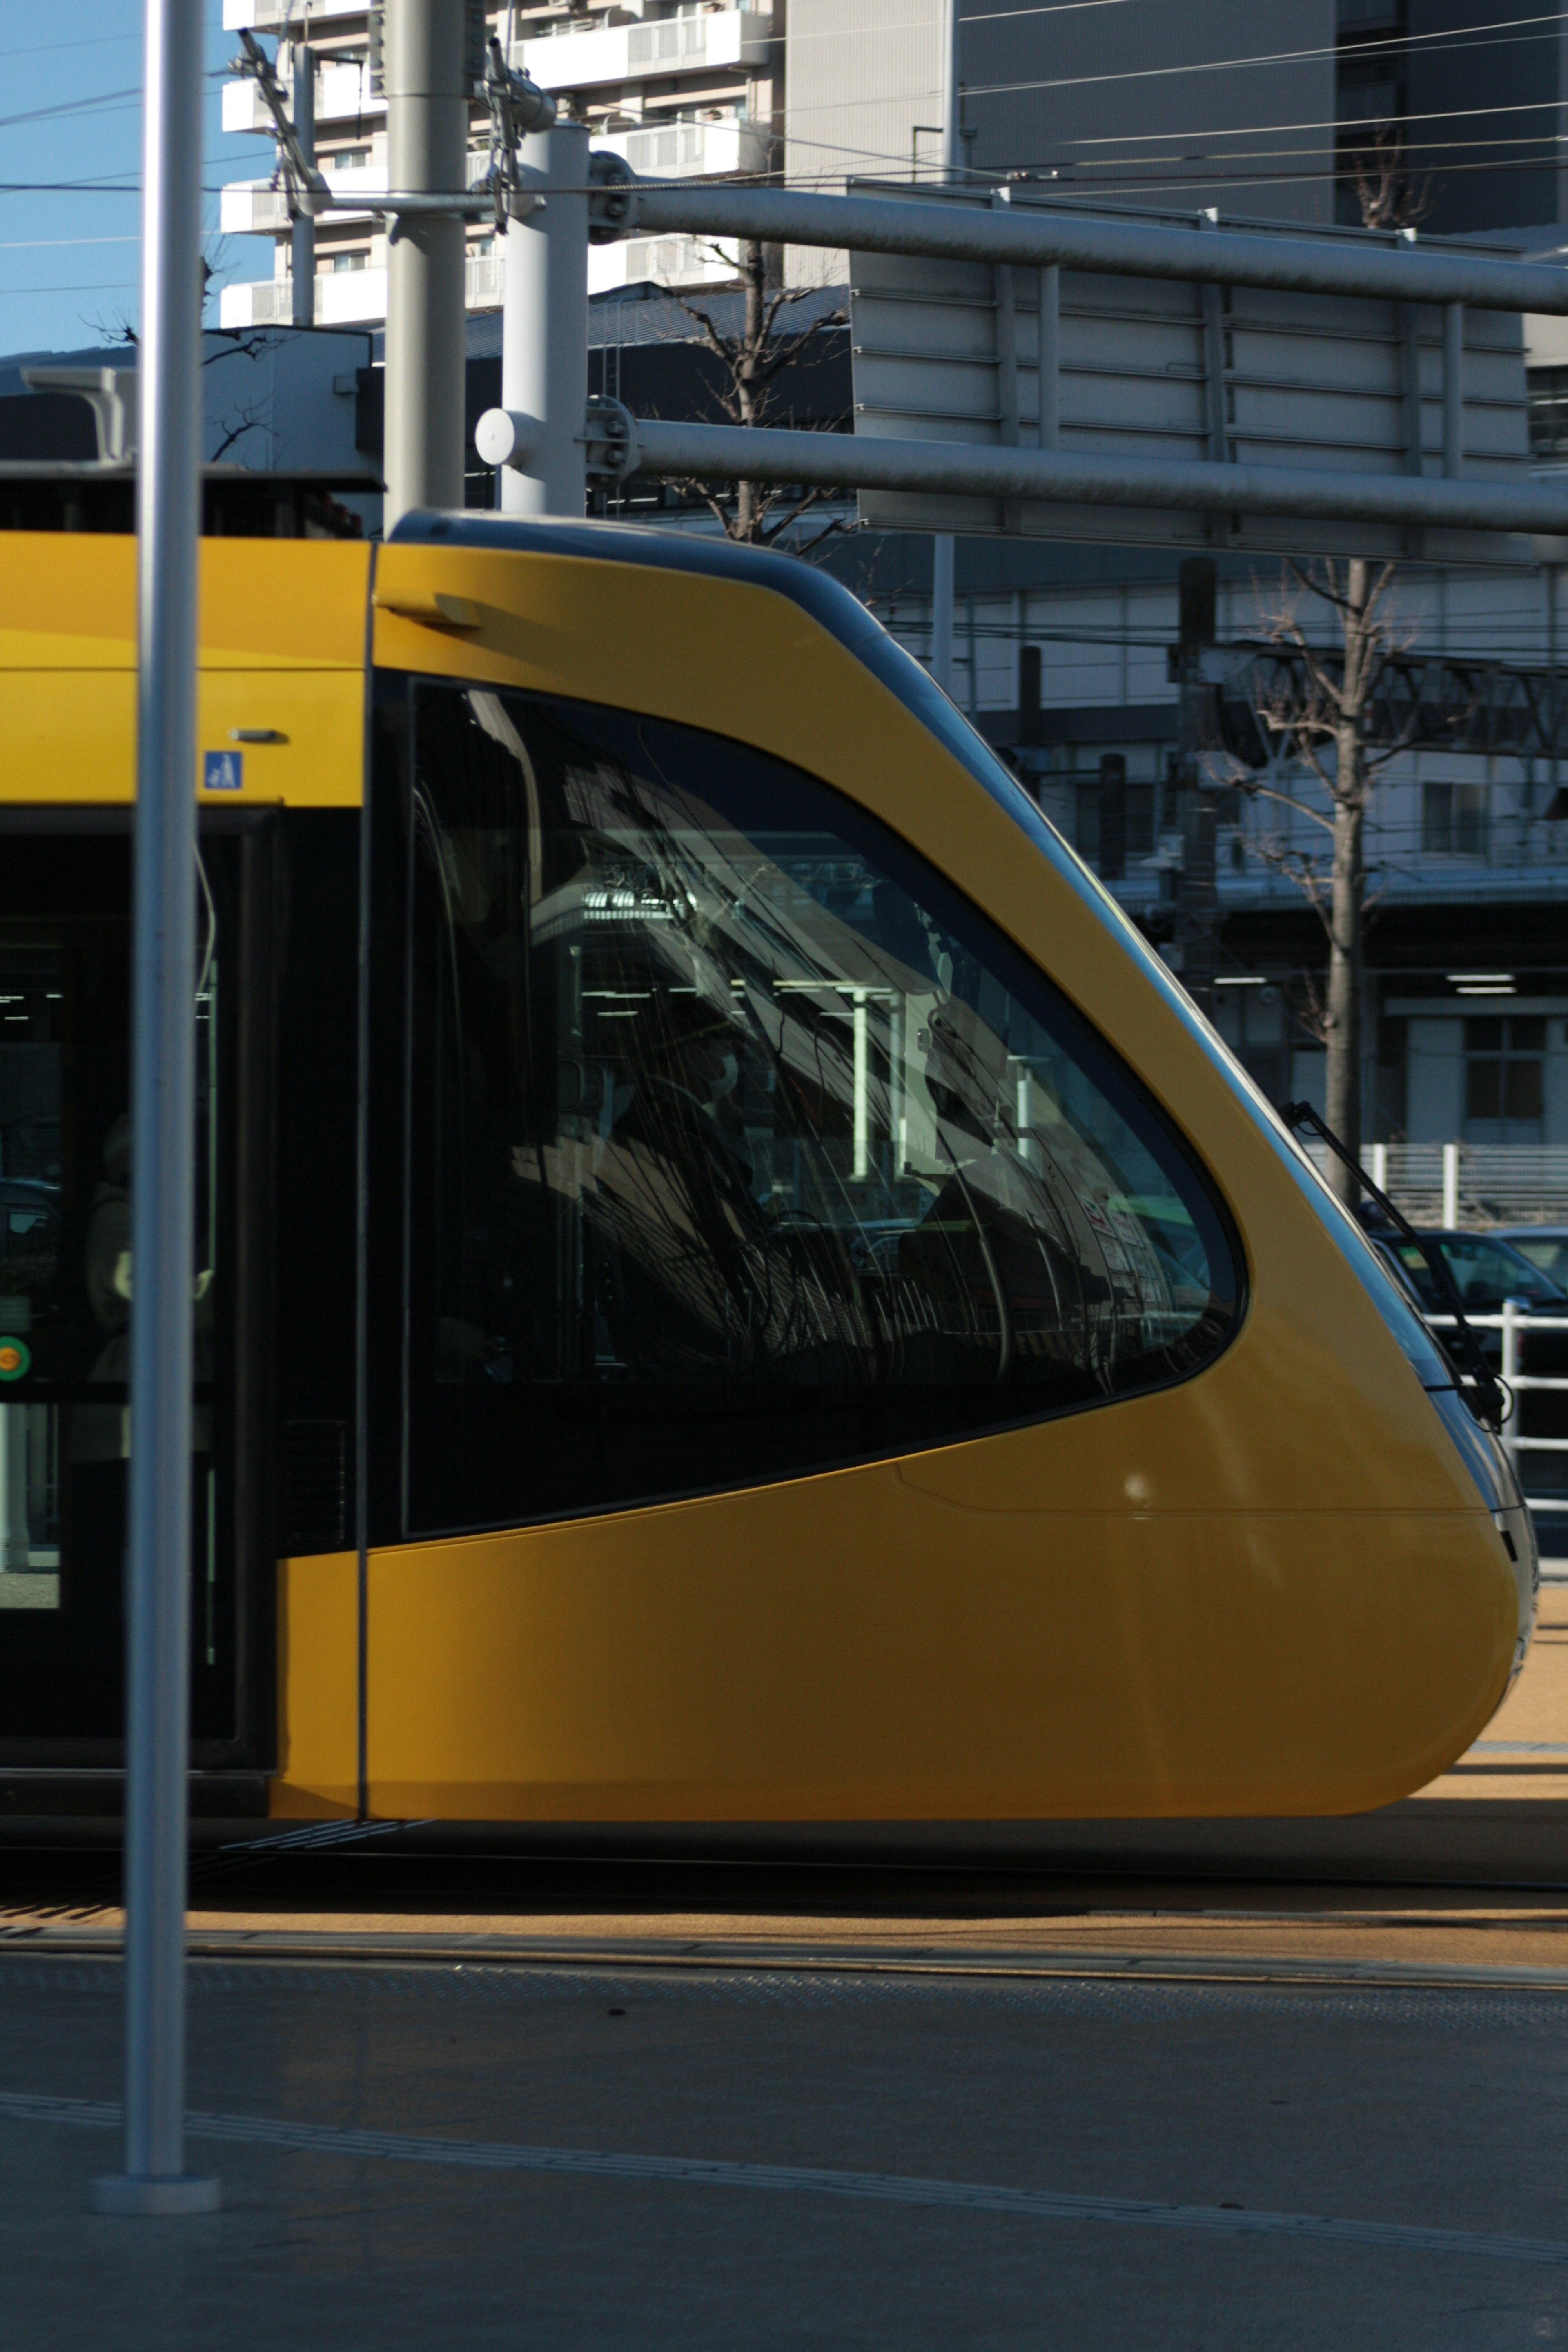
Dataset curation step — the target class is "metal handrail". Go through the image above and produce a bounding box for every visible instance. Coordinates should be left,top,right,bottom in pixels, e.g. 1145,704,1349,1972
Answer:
1427,1304,1568,1537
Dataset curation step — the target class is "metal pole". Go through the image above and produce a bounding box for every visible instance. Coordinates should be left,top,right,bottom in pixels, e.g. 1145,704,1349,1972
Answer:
501,118,588,515
929,0,960,702
383,0,469,528
612,180,1568,317
930,532,955,694
1173,557,1218,1020
557,407,1568,538
89,0,218,2220
1443,300,1464,478
291,43,316,328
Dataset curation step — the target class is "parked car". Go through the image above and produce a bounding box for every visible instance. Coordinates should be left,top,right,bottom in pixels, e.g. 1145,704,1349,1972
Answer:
1492,1226,1568,1295
1369,1226,1568,1384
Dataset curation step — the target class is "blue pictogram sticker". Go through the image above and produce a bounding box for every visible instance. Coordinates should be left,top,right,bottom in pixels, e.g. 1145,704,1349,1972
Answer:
204,750,243,792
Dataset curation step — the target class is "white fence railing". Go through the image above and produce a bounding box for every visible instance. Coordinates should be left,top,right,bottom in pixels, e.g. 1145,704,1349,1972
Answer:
1303,1140,1568,1226
1428,1303,1568,1562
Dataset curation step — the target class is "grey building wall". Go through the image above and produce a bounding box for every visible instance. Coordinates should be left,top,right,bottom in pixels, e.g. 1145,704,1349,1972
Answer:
1403,1,1566,236
962,0,1336,226
786,0,1338,228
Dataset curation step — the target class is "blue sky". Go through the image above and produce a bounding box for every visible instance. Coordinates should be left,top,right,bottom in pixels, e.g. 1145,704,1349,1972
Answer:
0,0,277,359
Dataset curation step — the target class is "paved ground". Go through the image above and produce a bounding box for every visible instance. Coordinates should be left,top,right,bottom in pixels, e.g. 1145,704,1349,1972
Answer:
5,1587,1568,2346
8,1949,1568,2349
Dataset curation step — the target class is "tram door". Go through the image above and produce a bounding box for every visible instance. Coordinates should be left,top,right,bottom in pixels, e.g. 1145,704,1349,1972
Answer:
0,816,275,1771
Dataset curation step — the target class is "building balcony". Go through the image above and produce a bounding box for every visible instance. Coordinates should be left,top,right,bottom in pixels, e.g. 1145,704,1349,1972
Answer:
514,8,773,94
220,249,505,329
223,56,382,137
595,116,766,180
223,0,364,28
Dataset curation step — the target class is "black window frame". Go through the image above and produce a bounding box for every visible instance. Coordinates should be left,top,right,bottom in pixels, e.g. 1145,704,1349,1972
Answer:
372,670,1246,1541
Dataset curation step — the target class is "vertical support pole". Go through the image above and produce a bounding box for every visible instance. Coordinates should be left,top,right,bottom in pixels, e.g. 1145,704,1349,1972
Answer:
996,261,1020,534
1037,265,1059,450
1443,1139,1461,1228
851,990,869,1180
1400,303,1425,476
930,534,955,695
965,592,979,718
290,43,316,328
1018,641,1041,748
1371,1140,1388,1195
90,0,219,2220
889,998,905,1175
929,0,961,698
1501,1298,1520,1500
1201,284,1227,461
383,0,468,529
1098,751,1127,882
0,1402,27,1572
1442,301,1464,479
1172,557,1218,1020
1015,1067,1038,1169
940,0,961,186
501,118,589,516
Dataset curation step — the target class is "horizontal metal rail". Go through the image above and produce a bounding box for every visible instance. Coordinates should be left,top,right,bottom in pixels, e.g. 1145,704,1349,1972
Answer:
514,403,1568,540
1426,1307,1568,1540
611,180,1568,319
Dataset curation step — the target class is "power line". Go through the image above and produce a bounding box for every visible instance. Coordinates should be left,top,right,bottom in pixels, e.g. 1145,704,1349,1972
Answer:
963,9,1568,107
0,32,139,64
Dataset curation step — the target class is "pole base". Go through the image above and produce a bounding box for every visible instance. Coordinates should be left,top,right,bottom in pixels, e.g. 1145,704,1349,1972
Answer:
90,2172,221,2216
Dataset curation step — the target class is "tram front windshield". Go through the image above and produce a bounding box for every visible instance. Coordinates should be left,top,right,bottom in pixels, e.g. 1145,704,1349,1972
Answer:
396,684,1241,1532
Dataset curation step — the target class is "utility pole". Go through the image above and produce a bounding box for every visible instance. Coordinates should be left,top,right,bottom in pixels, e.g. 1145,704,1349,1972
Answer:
89,0,219,2223
472,33,577,516
232,29,328,324
500,117,587,512
929,0,961,697
382,0,472,526
1170,555,1220,1020
291,42,315,326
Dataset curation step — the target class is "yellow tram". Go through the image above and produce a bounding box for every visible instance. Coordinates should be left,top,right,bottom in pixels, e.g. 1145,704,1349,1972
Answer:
0,512,1536,1828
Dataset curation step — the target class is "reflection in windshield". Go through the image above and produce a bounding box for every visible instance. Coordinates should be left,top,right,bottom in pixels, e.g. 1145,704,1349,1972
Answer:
401,686,1240,1533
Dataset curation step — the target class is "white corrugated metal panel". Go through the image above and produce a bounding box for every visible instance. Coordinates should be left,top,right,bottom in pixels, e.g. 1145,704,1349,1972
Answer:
851,190,1532,562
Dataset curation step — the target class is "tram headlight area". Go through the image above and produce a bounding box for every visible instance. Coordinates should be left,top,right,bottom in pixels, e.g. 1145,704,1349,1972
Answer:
0,512,1534,1835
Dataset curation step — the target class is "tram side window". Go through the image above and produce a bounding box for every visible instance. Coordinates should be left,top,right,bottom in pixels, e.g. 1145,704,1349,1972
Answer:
400,684,1240,1535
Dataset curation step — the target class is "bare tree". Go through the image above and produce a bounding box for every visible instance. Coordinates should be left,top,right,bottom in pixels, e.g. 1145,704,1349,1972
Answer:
1214,135,1430,1194
666,238,848,550
1348,123,1434,236
1223,560,1416,1200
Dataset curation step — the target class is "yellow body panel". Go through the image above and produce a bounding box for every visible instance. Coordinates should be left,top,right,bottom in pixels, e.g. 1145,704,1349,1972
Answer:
273,1555,360,1818
360,1503,1510,1824
348,540,1519,1821
0,535,369,807
0,527,1515,1823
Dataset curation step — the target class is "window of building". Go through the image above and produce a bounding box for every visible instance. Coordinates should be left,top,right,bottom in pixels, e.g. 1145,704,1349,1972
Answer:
329,251,369,273
1464,1015,1545,1143
394,682,1241,1535
1528,366,1568,466
1422,779,1488,857
329,146,373,173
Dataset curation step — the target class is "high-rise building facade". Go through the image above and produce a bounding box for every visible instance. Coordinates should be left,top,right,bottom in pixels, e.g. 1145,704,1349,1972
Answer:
219,1,783,329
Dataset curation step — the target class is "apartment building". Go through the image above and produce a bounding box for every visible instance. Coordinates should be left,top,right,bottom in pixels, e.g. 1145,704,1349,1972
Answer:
219,0,782,330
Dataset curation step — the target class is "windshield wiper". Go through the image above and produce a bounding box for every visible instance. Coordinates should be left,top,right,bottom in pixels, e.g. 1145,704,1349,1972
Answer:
1280,1101,1507,1431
